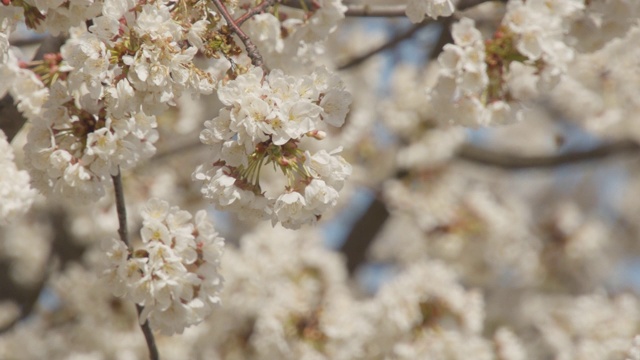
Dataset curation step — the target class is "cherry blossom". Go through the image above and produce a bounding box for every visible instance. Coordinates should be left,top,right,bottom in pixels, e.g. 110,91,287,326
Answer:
103,198,224,335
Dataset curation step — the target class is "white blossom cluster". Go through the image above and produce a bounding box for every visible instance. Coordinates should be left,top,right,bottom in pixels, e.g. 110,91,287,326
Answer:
358,261,492,359
0,0,102,36
628,335,640,360
206,224,358,359
194,66,352,229
0,130,36,225
378,170,541,287
289,0,347,44
551,21,640,142
102,198,224,335
23,80,159,201
0,5,21,63
426,0,584,127
502,0,584,89
18,0,219,201
381,63,467,170
0,49,48,121
66,0,217,113
406,0,455,23
429,17,512,127
242,0,347,71
523,292,639,358
569,0,640,52
96,2,215,115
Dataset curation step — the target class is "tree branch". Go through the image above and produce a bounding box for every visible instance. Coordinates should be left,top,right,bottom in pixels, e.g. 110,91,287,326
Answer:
113,171,130,248
337,0,504,71
212,0,267,70
339,196,389,275
344,4,406,17
456,141,640,169
112,170,159,360
338,22,432,70
340,0,507,17
339,140,640,274
235,0,280,26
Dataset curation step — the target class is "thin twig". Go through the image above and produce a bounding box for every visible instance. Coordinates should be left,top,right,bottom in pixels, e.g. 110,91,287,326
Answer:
212,0,267,70
235,0,280,26
112,170,159,360
280,0,313,10
345,4,406,17
112,170,130,247
135,305,160,360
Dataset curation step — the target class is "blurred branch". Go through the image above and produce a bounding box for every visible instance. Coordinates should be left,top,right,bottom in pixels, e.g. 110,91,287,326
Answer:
281,0,406,16
428,16,453,59
339,196,389,275
150,138,204,163
456,141,640,169
0,207,83,334
8,35,46,48
338,22,432,70
344,4,406,17
284,0,505,17
337,0,502,71
0,247,52,335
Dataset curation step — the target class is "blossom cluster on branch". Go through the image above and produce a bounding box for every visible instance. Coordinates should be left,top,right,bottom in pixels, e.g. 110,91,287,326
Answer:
194,66,352,229
103,198,224,335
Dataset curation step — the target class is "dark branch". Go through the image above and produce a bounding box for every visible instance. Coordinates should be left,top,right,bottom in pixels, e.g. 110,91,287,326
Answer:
338,22,432,70
337,0,504,71
456,141,640,169
282,1,501,17
344,4,406,17
235,0,280,26
112,171,159,360
136,305,160,360
339,196,389,275
112,171,130,247
212,0,267,70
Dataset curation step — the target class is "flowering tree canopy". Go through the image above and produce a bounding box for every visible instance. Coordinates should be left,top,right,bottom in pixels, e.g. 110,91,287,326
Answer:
2,0,640,359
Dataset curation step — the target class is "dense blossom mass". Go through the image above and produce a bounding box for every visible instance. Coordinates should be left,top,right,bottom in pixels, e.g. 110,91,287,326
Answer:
2,0,640,359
